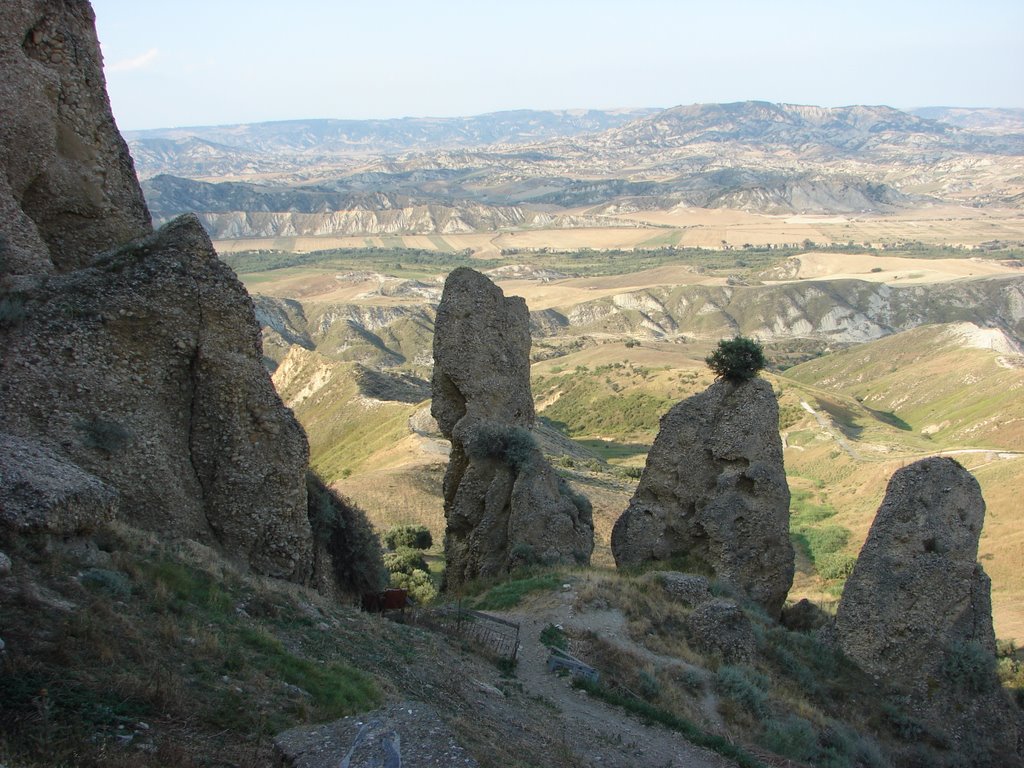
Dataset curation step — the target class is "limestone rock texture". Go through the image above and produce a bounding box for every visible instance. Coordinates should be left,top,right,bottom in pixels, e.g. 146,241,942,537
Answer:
835,457,1021,765
431,268,593,587
610,378,793,617
0,216,313,579
0,0,151,277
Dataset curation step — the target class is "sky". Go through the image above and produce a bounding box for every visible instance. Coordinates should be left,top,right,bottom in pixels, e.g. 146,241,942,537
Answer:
90,0,1024,131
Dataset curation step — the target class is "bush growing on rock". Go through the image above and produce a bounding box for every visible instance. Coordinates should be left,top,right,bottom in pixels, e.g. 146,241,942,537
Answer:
465,422,538,470
384,525,433,551
705,336,766,382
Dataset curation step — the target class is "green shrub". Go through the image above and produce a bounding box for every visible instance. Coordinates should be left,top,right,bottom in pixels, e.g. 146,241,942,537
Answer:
705,336,766,382
509,542,542,568
716,664,769,719
943,640,998,694
472,574,562,610
540,623,568,651
760,715,817,762
383,525,433,551
465,422,538,470
389,569,437,605
637,670,661,701
383,548,429,576
306,471,387,595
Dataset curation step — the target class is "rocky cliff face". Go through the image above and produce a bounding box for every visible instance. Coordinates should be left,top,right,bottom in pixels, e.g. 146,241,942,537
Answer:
0,0,151,276
0,1,316,585
431,268,593,586
834,458,1022,765
1,216,314,579
611,378,793,617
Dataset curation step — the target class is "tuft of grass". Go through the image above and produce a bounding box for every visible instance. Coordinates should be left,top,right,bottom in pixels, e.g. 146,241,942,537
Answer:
469,573,564,611
540,623,568,651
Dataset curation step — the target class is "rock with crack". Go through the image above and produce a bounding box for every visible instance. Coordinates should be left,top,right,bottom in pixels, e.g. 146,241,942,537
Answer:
611,377,793,618
0,0,151,278
835,457,1022,766
431,268,593,587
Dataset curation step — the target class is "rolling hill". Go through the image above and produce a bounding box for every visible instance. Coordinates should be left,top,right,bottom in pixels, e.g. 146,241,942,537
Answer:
134,102,1024,246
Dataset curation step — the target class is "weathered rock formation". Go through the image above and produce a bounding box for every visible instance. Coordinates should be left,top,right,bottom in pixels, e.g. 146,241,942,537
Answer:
0,0,151,277
0,2,317,584
431,268,593,586
835,457,1021,765
611,378,793,617
1,216,314,579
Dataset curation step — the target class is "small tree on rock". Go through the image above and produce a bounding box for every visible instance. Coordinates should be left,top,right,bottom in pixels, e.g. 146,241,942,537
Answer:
706,336,766,382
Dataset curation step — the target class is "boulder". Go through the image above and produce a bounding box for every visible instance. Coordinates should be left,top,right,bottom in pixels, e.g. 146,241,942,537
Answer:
611,378,793,617
685,598,756,663
0,433,116,534
835,457,1021,766
274,701,479,767
654,572,712,607
0,0,150,278
431,268,593,587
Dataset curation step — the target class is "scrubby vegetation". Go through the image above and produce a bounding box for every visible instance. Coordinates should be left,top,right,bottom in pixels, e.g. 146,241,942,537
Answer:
465,422,538,470
705,336,766,382
0,528,383,766
383,524,433,551
567,571,913,767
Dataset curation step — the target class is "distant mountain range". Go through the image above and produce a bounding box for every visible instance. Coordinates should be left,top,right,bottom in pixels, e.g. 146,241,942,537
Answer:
130,102,1024,233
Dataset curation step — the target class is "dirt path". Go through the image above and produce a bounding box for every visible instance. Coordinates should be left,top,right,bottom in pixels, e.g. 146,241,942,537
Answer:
493,589,738,768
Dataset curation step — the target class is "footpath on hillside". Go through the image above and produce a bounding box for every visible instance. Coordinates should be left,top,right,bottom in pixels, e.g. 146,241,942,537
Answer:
491,587,742,768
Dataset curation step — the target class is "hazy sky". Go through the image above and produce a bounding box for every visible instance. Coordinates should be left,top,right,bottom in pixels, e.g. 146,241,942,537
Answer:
91,0,1024,131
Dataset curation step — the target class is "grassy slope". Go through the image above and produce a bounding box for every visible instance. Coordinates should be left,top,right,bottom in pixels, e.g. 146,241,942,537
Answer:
271,347,421,481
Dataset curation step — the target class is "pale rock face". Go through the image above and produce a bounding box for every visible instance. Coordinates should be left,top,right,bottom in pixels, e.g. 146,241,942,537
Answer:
431,268,593,586
835,457,1021,766
0,0,151,277
610,377,793,618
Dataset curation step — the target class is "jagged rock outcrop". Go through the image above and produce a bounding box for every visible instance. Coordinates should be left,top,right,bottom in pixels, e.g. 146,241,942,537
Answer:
0,216,313,579
834,457,1022,766
0,0,150,277
611,378,793,617
431,268,593,586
